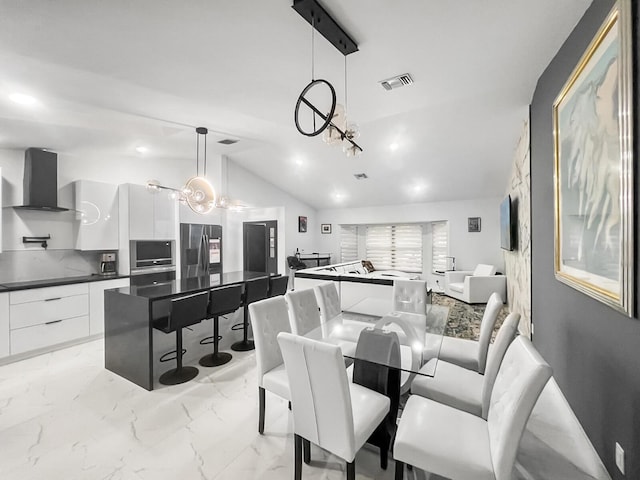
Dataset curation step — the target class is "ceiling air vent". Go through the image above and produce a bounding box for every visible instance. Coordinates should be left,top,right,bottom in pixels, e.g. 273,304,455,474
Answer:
218,138,239,145
379,73,413,91
353,173,368,180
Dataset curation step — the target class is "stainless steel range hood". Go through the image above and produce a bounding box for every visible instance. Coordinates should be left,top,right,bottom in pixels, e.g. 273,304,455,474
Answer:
13,148,69,212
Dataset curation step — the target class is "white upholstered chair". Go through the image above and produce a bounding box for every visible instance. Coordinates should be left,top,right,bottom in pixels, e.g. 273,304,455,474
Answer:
392,279,427,314
394,336,552,480
411,312,521,417
248,296,291,434
313,281,341,322
285,288,321,336
438,291,503,373
444,263,507,304
277,332,390,480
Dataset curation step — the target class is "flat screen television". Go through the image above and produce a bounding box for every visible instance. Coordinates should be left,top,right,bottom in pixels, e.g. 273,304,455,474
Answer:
500,195,514,251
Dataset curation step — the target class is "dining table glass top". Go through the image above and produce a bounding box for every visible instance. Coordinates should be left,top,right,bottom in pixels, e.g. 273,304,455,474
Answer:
301,303,449,378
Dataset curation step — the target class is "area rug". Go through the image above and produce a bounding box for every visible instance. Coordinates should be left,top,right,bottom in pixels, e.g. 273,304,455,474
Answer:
432,292,509,341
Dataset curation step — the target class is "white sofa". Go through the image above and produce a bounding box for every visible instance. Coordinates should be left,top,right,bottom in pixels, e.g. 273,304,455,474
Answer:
444,264,506,304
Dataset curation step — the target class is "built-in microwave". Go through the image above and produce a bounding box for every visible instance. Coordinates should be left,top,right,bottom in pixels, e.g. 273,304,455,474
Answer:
130,240,176,275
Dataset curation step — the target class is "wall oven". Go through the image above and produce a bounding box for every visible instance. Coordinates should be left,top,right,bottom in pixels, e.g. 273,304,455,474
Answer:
130,240,176,285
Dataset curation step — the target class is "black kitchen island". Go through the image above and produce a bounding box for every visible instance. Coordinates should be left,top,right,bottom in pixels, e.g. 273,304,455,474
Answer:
104,271,270,390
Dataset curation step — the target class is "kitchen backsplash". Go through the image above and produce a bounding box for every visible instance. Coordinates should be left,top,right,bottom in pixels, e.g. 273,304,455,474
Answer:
0,249,101,283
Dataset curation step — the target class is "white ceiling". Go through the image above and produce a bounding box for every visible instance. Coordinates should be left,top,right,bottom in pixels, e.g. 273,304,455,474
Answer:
0,0,591,209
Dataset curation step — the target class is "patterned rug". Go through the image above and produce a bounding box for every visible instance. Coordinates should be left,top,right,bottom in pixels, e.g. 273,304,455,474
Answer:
432,292,509,341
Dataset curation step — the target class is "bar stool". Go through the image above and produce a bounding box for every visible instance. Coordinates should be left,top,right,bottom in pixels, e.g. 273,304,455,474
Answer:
268,275,289,297
154,291,209,386
199,284,244,367
231,276,269,352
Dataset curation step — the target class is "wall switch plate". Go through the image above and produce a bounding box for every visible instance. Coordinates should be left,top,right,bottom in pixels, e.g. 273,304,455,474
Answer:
615,442,625,474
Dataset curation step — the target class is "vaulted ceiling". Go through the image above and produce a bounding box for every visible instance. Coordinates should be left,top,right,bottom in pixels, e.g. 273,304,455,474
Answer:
0,0,592,209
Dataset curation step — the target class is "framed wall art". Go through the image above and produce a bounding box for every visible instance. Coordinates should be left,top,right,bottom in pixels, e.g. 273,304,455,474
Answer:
298,216,307,233
468,217,481,233
321,224,332,234
553,0,634,315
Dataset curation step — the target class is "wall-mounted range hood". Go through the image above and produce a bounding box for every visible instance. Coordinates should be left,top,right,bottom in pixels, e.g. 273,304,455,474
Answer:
13,148,69,212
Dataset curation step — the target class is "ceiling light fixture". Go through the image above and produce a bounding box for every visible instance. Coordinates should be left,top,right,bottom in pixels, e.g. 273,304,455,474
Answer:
182,127,216,214
389,142,399,151
135,146,149,153
292,0,363,157
9,93,37,106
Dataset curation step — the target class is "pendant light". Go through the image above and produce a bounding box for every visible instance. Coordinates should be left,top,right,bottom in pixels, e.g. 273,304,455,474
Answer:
183,127,216,214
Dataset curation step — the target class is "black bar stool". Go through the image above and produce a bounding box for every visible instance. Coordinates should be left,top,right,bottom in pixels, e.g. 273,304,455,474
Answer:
154,291,209,386
268,275,289,297
231,276,269,352
199,284,243,367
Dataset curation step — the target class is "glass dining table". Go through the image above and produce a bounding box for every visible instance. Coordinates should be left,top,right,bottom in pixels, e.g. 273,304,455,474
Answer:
300,300,450,458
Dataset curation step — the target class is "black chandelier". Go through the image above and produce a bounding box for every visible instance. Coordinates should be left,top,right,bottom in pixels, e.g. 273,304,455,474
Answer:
292,0,363,157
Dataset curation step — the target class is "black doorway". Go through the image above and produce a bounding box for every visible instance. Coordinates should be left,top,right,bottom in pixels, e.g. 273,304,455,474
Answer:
243,220,278,275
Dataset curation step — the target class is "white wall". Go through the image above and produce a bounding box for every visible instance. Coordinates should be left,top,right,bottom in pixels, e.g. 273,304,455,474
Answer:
0,147,195,251
226,160,318,272
0,147,317,279
316,197,505,288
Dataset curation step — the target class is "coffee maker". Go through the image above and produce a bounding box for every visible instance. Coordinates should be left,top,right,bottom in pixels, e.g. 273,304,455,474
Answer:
100,253,117,275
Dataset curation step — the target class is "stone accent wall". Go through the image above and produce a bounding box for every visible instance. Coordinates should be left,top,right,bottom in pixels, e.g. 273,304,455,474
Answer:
505,116,531,337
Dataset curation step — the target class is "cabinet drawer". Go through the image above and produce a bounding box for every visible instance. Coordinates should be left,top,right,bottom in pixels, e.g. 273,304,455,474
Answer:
10,283,89,305
10,315,89,355
10,294,89,329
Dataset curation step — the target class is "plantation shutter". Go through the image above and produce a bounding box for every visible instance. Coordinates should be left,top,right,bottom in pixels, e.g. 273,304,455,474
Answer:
340,225,358,262
432,221,449,273
365,224,422,273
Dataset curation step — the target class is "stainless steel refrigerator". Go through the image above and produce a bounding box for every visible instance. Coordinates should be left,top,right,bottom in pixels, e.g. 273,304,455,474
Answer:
180,223,222,278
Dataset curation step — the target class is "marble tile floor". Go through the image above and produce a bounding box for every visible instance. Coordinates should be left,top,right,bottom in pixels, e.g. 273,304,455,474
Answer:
0,340,443,480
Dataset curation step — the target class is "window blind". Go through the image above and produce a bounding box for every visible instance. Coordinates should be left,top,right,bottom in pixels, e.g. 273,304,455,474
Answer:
340,225,358,262
365,224,422,273
432,221,449,273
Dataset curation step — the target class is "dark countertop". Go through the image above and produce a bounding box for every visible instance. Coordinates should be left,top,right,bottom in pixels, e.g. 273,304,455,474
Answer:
110,271,273,301
0,273,130,292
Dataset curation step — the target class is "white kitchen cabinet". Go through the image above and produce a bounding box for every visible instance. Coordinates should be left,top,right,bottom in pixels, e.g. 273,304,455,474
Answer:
9,284,89,356
0,293,9,358
74,180,119,250
89,278,130,335
126,183,176,240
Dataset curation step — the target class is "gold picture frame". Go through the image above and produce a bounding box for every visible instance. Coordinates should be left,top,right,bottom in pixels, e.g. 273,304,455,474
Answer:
553,0,633,315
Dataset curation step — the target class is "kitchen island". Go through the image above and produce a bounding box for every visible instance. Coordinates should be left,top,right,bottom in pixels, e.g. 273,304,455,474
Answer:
105,271,270,390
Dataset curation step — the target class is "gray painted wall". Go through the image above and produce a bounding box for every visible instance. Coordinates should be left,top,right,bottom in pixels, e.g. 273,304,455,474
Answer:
531,1,639,478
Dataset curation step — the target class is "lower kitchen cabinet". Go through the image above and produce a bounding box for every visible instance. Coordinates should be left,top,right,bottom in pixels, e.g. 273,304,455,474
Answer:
1,278,130,361
89,278,130,335
0,293,9,358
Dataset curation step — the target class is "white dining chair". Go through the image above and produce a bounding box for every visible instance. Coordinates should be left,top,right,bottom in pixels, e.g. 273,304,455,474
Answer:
277,332,390,480
394,336,552,480
313,281,341,322
285,288,321,335
248,296,291,434
411,312,521,417
392,279,427,314
438,291,503,373
286,287,358,357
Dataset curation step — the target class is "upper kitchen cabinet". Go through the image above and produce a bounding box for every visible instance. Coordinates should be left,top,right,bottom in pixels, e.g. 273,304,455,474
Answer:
123,183,177,241
74,180,119,251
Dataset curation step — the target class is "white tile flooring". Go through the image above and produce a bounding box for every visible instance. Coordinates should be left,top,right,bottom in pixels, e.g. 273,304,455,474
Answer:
0,340,433,480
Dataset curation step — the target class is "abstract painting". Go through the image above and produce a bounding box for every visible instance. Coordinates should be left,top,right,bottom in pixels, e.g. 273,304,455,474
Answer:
553,0,633,315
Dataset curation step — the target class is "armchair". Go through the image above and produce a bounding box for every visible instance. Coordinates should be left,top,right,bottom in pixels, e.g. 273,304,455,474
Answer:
444,264,506,304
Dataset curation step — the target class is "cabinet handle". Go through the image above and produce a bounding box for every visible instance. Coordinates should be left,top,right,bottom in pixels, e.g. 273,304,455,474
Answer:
44,297,62,302
45,320,63,325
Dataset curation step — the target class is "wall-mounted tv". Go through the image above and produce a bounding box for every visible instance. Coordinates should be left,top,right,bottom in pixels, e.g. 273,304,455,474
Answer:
500,195,515,251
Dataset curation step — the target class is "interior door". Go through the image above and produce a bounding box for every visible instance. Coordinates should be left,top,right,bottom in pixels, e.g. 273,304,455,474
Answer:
243,221,278,274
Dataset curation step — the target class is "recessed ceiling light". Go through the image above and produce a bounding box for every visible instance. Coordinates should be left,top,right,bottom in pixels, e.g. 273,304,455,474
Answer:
9,93,37,106
389,142,399,151
295,158,304,166
333,192,345,201
135,146,149,154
